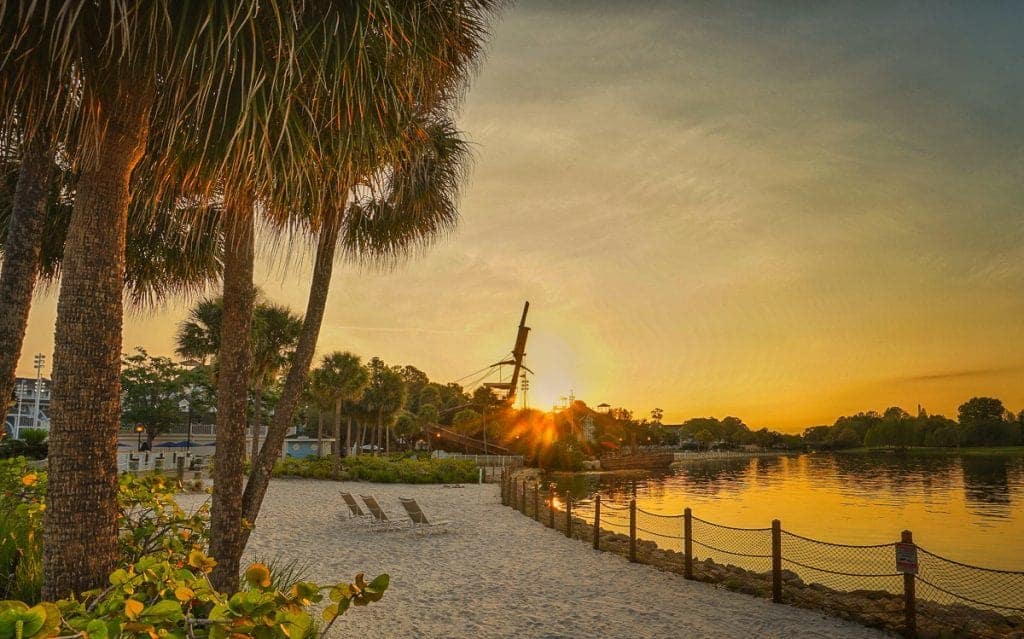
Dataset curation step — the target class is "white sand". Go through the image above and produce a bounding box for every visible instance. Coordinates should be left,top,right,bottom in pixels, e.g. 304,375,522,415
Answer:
179,479,890,638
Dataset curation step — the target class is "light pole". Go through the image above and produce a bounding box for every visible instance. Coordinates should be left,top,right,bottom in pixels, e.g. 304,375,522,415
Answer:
14,381,26,440
179,398,193,458
135,424,145,451
32,353,45,430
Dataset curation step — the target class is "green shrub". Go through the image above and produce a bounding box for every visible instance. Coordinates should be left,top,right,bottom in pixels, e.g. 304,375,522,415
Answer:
0,552,387,639
0,464,211,603
271,455,477,484
0,458,46,601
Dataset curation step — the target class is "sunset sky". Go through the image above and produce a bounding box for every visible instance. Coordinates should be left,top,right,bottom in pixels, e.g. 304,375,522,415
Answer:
16,2,1024,431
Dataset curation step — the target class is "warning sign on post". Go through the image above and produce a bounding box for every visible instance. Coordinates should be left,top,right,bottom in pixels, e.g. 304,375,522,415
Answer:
896,542,918,574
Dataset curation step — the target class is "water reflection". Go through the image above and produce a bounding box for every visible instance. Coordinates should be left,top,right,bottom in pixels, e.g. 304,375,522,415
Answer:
554,452,1024,570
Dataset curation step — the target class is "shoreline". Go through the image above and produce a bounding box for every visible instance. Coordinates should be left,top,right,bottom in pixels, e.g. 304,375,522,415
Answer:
177,478,886,638
505,469,1024,639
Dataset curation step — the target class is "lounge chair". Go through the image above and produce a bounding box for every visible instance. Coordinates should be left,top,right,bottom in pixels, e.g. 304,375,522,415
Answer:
360,495,403,532
339,492,372,523
399,497,451,535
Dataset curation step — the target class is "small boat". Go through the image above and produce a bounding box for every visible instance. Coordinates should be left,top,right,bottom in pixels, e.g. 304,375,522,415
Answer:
599,452,674,471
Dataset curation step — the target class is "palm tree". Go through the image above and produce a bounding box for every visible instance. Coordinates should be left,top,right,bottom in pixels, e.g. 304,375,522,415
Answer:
175,296,302,459
0,2,302,597
242,110,481,522
175,298,224,366
306,371,331,458
189,3,502,589
248,304,303,460
311,352,369,475
0,126,55,414
362,359,408,456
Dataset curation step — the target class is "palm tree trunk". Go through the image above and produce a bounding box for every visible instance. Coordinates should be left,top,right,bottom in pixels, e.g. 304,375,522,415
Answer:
332,398,342,477
209,196,255,594
316,412,324,457
0,128,53,413
345,415,352,459
42,84,152,600
359,422,366,456
241,204,343,527
377,410,383,456
250,385,262,461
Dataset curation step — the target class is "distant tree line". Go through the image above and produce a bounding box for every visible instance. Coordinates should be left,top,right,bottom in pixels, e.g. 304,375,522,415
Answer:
802,397,1024,450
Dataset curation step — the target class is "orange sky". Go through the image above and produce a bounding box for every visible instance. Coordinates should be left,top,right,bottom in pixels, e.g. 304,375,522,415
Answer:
15,2,1024,432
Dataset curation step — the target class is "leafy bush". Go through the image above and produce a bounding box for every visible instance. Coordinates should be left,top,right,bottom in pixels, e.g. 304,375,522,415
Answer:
0,552,387,639
0,458,46,601
0,430,48,460
1,465,210,603
272,455,477,484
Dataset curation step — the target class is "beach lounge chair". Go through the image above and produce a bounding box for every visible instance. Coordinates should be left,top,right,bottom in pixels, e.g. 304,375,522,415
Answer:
399,497,451,535
360,495,403,532
339,492,372,523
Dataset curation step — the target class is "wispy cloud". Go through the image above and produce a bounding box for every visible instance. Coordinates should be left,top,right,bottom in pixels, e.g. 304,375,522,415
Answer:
888,366,1024,384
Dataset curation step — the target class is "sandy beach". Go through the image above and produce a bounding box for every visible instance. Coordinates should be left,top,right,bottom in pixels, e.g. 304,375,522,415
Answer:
179,479,889,638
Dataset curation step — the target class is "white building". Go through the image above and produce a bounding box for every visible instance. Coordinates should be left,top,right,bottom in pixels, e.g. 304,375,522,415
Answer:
4,377,51,439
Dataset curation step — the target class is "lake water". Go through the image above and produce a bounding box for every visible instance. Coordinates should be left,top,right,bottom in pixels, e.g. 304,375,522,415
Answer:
552,452,1024,573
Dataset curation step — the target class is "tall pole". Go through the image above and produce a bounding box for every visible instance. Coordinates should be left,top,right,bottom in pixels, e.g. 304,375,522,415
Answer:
14,381,24,439
32,353,45,430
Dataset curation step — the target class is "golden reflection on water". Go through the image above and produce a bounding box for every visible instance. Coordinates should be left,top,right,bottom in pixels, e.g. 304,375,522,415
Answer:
564,453,1024,571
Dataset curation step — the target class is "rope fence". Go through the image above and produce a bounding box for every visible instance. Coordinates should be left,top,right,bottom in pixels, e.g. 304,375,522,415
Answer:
499,471,1024,639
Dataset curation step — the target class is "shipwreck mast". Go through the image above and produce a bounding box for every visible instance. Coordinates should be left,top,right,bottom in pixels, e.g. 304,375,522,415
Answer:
484,301,531,404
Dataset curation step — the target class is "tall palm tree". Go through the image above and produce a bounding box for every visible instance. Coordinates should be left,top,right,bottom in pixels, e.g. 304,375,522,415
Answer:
0,126,55,413
306,370,331,458
362,359,408,456
0,1,297,597
159,3,500,589
243,109,475,521
238,0,501,513
311,352,369,475
175,295,302,458
248,304,303,460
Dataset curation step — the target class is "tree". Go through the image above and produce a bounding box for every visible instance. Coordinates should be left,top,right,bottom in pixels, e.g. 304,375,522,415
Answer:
242,110,478,522
248,303,303,460
0,126,55,418
120,349,188,448
176,296,303,459
312,352,369,474
957,397,1015,446
694,429,714,450
453,408,480,431
863,422,895,449
362,359,407,456
650,408,664,424
1,2,288,597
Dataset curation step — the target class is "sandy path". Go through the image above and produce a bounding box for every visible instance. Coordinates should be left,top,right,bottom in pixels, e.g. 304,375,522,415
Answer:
179,479,890,638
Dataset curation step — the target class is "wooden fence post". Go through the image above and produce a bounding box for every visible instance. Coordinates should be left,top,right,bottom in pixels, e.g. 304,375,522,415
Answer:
549,484,556,528
565,494,573,538
902,530,917,638
772,519,782,603
683,507,693,579
593,495,601,550
629,498,637,563
533,482,539,520
519,480,525,513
